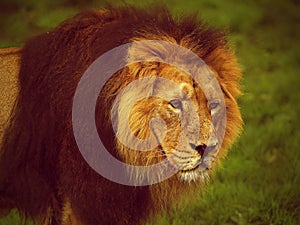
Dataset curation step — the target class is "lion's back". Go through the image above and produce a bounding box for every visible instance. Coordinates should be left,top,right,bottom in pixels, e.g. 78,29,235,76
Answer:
0,48,20,143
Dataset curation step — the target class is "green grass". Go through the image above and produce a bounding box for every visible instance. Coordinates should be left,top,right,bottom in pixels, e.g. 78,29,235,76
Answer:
0,0,299,224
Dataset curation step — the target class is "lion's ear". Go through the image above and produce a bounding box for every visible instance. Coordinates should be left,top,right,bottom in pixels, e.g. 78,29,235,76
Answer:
126,36,177,64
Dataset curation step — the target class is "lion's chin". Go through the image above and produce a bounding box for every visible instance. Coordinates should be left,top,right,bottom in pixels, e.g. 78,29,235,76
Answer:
178,168,209,183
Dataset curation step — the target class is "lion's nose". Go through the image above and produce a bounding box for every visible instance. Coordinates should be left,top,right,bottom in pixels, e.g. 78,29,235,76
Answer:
189,143,206,157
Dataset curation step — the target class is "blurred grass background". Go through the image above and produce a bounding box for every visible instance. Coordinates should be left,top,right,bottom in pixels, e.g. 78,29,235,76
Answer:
0,0,299,224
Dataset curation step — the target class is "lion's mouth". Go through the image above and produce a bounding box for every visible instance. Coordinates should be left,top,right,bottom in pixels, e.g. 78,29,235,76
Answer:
160,147,215,182
178,165,209,182
180,164,200,173
159,149,212,182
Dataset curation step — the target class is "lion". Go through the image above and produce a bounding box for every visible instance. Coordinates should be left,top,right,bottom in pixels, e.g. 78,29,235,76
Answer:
0,5,243,225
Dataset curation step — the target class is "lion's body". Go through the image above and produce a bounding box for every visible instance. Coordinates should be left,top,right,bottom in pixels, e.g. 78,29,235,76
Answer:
0,6,242,225
0,48,20,142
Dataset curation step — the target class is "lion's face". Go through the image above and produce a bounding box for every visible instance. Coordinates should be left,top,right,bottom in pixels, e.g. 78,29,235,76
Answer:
150,66,219,182
114,64,223,183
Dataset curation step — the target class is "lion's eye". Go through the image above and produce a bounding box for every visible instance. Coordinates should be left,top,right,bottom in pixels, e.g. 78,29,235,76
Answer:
169,99,182,109
209,102,219,110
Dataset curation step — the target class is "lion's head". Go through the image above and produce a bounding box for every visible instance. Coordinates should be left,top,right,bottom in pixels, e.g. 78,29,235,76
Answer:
108,65,217,183
98,36,243,185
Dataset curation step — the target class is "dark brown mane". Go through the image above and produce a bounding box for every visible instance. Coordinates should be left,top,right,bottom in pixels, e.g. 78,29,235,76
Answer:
0,5,242,225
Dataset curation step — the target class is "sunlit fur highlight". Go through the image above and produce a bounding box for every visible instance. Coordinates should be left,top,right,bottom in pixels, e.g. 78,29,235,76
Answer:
0,5,243,225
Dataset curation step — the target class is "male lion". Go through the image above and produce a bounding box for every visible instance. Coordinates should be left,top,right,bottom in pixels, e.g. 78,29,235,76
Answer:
0,5,243,225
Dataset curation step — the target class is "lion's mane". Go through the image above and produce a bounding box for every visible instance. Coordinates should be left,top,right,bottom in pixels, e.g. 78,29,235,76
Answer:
0,5,242,225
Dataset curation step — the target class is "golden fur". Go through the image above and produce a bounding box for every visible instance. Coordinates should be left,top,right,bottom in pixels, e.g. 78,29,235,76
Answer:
0,5,242,225
0,48,20,143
